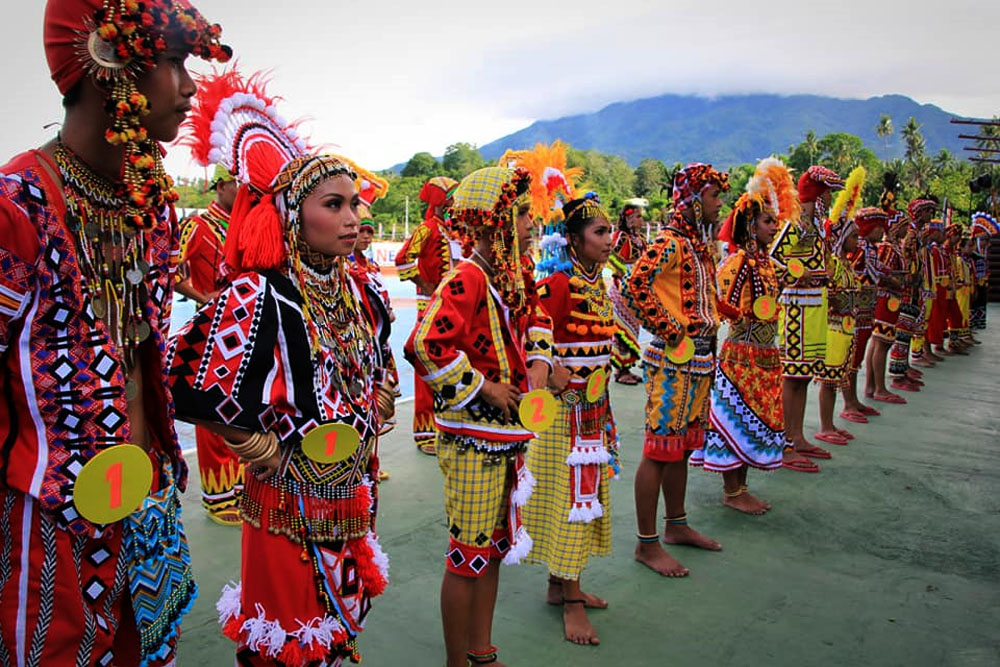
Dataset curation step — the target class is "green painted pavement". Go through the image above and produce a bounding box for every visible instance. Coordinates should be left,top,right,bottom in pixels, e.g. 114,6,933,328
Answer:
176,306,1000,666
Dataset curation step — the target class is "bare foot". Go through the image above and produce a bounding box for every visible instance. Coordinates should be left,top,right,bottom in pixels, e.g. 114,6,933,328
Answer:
545,580,608,608
563,602,600,645
662,523,723,550
723,491,768,515
634,541,689,577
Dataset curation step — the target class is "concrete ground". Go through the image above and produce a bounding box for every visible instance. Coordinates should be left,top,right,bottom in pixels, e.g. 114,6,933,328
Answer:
176,306,1000,667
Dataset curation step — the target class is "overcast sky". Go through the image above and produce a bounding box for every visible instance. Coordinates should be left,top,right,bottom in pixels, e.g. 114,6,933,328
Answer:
2,0,996,178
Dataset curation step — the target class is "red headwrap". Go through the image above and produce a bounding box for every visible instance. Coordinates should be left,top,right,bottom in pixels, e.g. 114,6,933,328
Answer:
854,206,888,238
797,165,845,204
672,163,730,213
45,0,230,95
907,198,936,222
419,176,458,222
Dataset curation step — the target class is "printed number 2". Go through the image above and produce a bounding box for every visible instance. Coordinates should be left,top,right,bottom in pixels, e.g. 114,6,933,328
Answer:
105,462,123,510
325,431,338,457
531,397,546,424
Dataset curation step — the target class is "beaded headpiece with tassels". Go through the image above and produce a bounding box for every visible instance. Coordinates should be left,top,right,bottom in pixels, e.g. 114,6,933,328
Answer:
449,166,534,319
180,68,377,369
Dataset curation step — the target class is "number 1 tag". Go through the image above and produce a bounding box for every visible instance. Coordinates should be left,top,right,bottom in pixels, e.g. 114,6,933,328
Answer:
73,444,153,524
518,389,557,434
302,423,362,464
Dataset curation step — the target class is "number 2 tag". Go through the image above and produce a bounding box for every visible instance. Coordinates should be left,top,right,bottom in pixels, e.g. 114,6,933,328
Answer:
519,389,557,434
302,423,362,464
585,368,607,403
73,444,153,524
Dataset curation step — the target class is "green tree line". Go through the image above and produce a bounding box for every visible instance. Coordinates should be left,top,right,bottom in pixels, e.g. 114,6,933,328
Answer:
175,116,999,231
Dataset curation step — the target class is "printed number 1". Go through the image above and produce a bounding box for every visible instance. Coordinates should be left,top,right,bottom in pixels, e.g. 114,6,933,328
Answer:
105,462,123,510
531,397,545,424
325,431,338,457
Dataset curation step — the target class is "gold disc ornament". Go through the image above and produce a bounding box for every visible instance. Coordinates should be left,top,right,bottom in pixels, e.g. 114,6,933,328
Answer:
301,423,362,464
518,389,557,434
665,336,696,365
888,297,901,312
585,368,608,403
753,295,777,320
73,444,153,524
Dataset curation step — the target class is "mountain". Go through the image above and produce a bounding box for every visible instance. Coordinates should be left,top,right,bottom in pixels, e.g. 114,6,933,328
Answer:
392,93,971,171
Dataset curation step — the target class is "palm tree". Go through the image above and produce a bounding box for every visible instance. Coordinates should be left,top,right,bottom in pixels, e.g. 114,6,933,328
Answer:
906,155,935,194
876,114,894,157
803,130,819,165
901,117,925,164
933,149,954,174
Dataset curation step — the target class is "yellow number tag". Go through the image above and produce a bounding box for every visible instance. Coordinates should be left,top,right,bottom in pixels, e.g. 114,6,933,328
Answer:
518,389,557,434
665,336,696,364
301,423,362,464
842,315,855,334
787,258,806,278
887,297,900,312
585,368,607,403
73,444,153,524
753,295,777,320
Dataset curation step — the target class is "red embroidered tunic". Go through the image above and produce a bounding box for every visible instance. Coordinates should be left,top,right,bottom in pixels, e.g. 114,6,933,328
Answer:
178,201,229,295
394,216,457,297
404,261,553,445
0,150,184,534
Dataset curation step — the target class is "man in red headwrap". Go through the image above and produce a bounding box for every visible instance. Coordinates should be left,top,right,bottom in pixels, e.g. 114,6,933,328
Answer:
395,175,459,455
625,163,729,577
769,166,844,472
0,2,229,664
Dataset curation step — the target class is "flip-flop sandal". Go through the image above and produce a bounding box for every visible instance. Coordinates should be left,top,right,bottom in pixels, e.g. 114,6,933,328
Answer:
839,410,869,424
814,432,848,446
835,429,854,440
797,445,833,459
783,457,821,473
890,380,920,393
858,405,881,416
416,442,438,456
614,373,642,385
871,393,907,404
906,369,924,378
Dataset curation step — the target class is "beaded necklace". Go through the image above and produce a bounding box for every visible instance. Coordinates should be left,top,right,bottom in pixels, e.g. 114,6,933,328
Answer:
566,254,615,336
53,140,154,391
297,253,374,401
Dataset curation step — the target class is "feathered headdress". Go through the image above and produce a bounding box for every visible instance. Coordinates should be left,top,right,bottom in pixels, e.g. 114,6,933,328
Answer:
498,141,583,223
829,166,866,227
970,211,1000,238
718,157,797,250
499,141,587,277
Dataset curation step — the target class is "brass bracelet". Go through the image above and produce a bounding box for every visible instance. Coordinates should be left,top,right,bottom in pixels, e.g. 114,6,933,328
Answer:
225,431,279,463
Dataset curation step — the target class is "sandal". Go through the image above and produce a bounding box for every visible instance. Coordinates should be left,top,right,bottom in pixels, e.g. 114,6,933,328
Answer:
839,410,869,424
416,441,437,456
835,429,854,440
796,444,832,459
871,393,907,404
467,646,499,664
614,371,642,385
890,379,921,393
814,432,848,446
858,405,881,416
783,456,821,473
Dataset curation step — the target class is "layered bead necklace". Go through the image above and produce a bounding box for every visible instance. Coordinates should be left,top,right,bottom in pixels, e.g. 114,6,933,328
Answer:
53,140,155,394
296,242,374,400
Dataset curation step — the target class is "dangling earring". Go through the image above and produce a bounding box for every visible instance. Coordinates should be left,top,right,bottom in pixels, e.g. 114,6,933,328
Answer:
747,222,759,255
692,199,703,228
